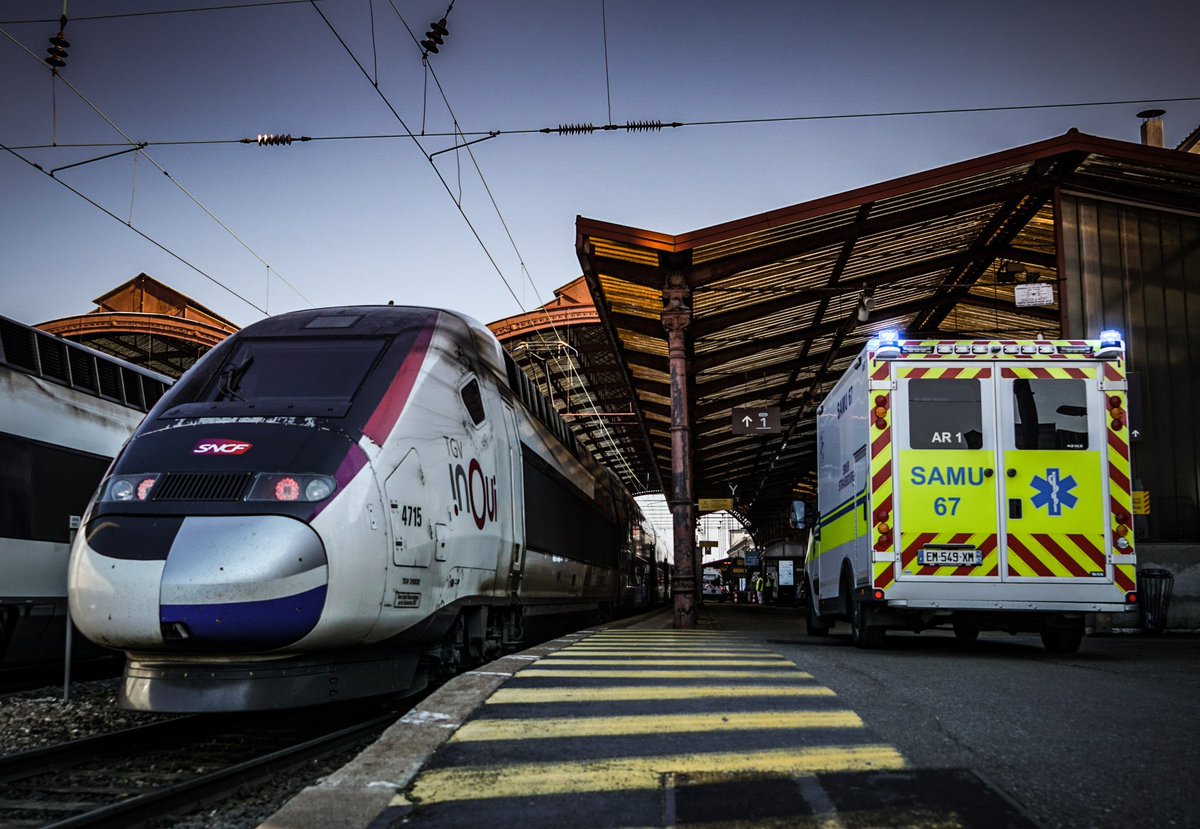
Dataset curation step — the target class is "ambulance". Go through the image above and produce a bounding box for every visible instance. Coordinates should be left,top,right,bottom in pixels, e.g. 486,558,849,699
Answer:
803,330,1137,652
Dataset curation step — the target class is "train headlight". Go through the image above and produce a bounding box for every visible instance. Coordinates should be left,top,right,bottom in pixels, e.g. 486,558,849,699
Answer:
100,474,159,502
246,474,337,503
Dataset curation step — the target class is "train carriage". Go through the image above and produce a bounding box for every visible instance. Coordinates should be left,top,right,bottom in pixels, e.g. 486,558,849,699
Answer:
1,314,171,664
68,306,664,711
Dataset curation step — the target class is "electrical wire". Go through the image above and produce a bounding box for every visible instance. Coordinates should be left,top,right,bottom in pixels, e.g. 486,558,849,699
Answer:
0,1,315,25
2,139,267,316
385,2,642,487
0,24,314,313
9,94,1199,153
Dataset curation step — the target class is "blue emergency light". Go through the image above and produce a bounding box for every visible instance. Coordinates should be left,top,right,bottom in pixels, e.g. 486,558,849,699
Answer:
1095,329,1125,360
875,329,902,359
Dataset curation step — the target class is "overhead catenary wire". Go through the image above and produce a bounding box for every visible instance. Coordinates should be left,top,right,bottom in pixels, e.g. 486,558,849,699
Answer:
8,94,1200,153
1,140,267,316
386,1,642,488
0,24,314,314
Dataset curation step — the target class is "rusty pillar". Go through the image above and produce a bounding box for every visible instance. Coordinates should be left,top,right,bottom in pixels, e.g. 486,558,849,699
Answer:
661,270,696,629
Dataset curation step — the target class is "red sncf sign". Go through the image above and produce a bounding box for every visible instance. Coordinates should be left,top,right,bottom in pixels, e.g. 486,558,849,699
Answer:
193,439,253,456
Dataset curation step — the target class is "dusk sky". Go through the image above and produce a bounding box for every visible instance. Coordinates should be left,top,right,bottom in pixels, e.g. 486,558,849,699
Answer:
2,1,1197,331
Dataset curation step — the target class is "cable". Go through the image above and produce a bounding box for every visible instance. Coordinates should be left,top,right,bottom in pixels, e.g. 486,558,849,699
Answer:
10,94,1199,153
0,1,315,25
1,25,314,311
2,140,266,316
386,2,642,487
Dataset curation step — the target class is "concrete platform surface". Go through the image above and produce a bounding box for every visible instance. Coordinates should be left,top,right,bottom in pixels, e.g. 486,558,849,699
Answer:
262,607,1036,828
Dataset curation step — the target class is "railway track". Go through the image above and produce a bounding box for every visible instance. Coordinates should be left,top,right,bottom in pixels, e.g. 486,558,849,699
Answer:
0,704,398,828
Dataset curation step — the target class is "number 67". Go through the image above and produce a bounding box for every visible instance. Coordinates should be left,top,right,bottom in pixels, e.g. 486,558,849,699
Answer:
934,497,960,516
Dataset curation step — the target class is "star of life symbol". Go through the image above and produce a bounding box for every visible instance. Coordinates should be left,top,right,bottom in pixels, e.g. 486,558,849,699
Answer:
1030,468,1078,516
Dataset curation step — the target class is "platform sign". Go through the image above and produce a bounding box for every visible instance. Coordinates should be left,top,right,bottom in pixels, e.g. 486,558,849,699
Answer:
732,407,781,435
778,560,795,586
699,498,733,511
698,540,719,549
745,552,760,567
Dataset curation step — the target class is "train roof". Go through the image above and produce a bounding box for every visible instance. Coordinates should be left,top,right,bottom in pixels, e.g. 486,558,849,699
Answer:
0,313,173,413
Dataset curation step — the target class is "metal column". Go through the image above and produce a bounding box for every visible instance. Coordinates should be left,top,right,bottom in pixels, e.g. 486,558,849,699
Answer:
661,271,696,629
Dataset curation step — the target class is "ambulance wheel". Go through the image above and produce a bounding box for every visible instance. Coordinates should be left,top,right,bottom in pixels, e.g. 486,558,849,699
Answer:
850,599,886,649
805,588,830,636
1040,620,1084,654
952,620,979,642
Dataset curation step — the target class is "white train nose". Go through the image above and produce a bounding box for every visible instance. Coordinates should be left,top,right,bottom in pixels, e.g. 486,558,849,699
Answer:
69,515,327,651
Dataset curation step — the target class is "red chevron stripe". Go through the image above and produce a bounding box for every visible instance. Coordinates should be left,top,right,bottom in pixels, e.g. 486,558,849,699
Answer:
1115,568,1136,592
875,566,895,590
1035,534,1089,577
901,533,938,568
1008,535,1054,577
1105,363,1122,381
1065,368,1088,379
872,428,890,460
872,362,890,380
1107,429,1130,461
1068,534,1106,568
1109,463,1131,495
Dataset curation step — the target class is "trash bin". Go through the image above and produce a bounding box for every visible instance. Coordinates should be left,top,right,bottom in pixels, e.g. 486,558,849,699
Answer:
1137,568,1174,634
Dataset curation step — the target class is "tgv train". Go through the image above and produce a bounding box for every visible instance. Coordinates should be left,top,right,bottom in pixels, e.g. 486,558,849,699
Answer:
1,314,171,664
68,306,667,711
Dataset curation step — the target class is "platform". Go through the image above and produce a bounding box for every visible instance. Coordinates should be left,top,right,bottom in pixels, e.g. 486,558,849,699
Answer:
264,606,1037,828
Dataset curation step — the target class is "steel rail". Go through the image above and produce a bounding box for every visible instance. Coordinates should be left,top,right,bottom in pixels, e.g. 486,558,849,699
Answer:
0,712,395,828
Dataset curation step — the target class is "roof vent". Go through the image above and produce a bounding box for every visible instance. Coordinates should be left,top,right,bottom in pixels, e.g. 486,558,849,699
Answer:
1137,109,1166,148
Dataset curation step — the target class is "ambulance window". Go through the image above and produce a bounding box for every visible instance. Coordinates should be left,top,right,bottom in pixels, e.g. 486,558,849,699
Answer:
460,377,487,426
907,379,983,450
1013,379,1088,450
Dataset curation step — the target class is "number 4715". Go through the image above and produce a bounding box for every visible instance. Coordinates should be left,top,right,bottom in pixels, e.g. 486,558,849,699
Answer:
934,497,960,516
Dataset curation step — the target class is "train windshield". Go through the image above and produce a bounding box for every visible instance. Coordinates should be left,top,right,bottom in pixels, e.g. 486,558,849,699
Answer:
159,336,388,418
205,338,384,403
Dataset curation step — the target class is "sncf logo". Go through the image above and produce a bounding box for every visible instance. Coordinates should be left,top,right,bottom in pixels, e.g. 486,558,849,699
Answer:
193,439,253,456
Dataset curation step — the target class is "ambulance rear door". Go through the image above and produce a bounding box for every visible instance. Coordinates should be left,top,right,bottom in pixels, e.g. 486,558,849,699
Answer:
892,362,1001,583
997,363,1110,584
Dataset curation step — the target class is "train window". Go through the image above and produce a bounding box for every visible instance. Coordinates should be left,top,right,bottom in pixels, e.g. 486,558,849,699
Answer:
37,336,68,384
122,367,145,410
460,377,487,426
68,349,97,393
97,361,122,400
201,338,385,403
0,319,38,372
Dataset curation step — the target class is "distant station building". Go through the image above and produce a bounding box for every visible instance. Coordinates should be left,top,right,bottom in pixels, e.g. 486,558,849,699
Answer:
36,273,239,379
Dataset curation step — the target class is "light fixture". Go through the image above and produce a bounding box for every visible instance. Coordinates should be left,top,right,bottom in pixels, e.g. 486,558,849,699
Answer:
856,290,875,323
996,261,1025,284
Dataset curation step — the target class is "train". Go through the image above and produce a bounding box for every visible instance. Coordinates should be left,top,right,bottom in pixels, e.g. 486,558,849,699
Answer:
1,314,172,665
68,305,668,712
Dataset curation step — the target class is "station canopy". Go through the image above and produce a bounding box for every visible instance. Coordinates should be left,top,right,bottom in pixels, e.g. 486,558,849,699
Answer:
38,273,239,379
574,130,1200,540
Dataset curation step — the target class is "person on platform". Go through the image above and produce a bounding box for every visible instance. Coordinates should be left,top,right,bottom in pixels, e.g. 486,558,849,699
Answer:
754,573,764,604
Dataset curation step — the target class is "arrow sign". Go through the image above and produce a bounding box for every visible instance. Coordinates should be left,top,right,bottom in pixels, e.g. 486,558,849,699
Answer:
732,406,781,435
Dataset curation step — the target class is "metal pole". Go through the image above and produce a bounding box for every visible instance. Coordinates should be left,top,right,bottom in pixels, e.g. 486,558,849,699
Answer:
662,271,696,629
63,518,78,704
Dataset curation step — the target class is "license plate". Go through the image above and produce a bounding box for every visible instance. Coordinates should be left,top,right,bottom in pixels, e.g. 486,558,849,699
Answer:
917,546,983,567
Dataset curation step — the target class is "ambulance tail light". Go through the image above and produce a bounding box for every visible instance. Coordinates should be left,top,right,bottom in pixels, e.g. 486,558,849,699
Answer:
1095,330,1124,360
1125,591,1138,605
872,588,886,601
875,330,902,360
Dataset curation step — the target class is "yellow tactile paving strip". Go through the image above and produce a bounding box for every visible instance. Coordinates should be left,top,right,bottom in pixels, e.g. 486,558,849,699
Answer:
404,627,907,813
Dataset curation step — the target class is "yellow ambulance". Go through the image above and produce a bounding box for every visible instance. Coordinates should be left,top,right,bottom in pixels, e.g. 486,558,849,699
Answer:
804,331,1137,651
